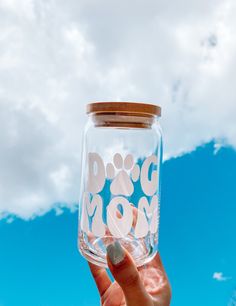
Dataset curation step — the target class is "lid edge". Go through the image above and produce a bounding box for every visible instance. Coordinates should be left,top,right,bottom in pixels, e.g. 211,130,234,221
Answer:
86,102,161,117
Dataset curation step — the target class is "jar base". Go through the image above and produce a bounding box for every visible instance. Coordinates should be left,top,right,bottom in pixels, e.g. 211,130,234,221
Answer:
79,234,158,268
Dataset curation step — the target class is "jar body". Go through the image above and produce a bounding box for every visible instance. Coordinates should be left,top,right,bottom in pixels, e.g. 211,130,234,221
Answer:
78,114,163,268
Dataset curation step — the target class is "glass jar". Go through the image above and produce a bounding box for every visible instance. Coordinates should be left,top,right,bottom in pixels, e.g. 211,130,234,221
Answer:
78,102,163,268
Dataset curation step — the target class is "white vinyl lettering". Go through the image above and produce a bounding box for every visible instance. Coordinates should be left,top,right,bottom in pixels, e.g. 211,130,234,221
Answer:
140,155,158,196
107,196,133,238
134,195,159,238
81,192,105,237
87,153,105,194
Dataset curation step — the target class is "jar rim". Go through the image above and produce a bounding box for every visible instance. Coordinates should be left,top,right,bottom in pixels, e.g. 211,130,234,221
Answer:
86,102,161,117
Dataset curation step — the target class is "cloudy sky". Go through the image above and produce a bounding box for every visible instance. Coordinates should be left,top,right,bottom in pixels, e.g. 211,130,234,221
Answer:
0,1,236,305
0,0,236,219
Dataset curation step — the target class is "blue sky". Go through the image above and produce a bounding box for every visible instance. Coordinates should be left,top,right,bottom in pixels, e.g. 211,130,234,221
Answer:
1,1,236,305
0,142,235,306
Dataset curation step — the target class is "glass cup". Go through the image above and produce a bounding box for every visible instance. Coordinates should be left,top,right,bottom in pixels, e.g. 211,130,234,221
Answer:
78,102,163,268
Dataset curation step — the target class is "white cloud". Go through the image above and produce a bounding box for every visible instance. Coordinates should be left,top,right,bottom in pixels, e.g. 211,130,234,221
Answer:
0,0,236,219
213,272,231,282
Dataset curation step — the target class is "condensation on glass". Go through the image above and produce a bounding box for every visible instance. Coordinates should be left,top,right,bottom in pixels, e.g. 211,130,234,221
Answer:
78,102,163,268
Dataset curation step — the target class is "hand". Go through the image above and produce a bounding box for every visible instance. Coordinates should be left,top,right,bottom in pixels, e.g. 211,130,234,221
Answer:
88,242,171,306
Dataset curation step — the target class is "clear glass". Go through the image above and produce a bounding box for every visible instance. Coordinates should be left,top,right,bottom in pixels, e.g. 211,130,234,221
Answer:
78,113,163,268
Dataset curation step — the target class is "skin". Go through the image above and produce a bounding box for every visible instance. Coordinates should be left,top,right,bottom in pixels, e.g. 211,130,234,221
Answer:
88,251,171,306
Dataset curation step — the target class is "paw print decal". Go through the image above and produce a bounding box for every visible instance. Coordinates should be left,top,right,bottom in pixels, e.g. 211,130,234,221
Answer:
106,153,140,196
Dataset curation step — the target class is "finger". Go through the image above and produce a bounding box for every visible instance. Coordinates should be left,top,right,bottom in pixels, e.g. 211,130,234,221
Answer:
139,253,171,305
131,203,138,228
106,241,153,306
88,262,112,297
140,252,170,287
139,252,167,274
149,252,166,270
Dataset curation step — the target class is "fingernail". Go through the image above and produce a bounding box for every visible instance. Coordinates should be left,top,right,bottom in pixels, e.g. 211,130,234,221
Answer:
106,241,125,265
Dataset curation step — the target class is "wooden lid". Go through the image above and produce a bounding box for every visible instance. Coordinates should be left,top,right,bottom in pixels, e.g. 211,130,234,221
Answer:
87,102,161,117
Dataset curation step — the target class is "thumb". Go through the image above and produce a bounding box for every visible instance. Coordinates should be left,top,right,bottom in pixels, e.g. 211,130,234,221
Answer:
106,241,152,306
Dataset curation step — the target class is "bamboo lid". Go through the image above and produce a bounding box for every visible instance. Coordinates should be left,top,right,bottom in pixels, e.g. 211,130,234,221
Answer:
87,102,161,117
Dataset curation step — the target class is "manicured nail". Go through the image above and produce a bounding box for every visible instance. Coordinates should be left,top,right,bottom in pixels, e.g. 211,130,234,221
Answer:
106,241,125,265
